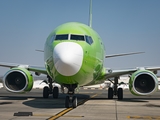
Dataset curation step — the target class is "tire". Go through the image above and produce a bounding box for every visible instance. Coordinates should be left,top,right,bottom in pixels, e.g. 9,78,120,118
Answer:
43,86,49,98
108,87,113,99
53,87,59,98
72,96,77,108
118,88,123,100
65,96,70,108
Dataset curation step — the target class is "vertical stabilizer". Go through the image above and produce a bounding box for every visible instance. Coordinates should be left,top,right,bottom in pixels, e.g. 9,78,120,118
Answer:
88,0,92,28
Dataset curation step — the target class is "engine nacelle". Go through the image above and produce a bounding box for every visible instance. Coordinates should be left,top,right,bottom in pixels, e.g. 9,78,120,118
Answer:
129,70,158,96
2,68,33,93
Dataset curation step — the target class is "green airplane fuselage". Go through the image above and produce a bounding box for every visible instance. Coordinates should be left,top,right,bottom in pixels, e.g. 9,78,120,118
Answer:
44,22,105,86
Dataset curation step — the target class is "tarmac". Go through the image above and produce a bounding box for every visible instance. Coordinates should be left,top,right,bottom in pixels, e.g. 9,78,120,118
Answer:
0,88,160,120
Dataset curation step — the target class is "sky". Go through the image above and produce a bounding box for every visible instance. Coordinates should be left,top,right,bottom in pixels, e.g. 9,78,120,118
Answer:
0,0,160,76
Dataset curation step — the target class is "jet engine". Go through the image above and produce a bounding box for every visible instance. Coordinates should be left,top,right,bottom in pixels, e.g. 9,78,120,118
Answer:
129,70,158,96
2,68,33,93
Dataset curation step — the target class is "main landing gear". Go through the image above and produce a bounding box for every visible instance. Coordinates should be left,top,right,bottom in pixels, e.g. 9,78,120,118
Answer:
108,77,123,100
43,76,59,99
64,84,78,108
42,76,77,108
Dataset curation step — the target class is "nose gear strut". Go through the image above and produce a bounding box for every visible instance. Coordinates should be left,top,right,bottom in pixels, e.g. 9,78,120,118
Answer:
64,84,78,108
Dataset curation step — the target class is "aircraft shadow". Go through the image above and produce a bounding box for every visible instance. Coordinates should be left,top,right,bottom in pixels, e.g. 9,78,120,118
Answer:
23,94,90,109
0,90,90,109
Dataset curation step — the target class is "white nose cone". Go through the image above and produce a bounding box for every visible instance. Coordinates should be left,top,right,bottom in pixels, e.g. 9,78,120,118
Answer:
53,42,83,76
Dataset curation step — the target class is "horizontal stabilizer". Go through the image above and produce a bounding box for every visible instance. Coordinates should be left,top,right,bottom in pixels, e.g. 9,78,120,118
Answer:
35,49,44,52
105,52,144,58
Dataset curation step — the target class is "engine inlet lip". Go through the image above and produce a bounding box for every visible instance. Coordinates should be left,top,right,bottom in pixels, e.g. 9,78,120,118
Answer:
132,71,158,95
3,69,28,93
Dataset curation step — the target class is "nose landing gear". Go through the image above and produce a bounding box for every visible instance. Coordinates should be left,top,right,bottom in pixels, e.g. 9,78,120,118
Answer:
65,95,77,108
64,84,78,108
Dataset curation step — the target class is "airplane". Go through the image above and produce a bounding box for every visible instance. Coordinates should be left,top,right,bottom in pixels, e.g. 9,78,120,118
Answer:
0,0,160,108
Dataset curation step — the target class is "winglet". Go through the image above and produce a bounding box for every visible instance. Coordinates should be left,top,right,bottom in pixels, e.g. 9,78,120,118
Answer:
88,0,92,28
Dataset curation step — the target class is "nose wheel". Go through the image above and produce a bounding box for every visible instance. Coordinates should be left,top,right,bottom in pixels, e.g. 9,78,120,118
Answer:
65,96,77,108
64,84,78,108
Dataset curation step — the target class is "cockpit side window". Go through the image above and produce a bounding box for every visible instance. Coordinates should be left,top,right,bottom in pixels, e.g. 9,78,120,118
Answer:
85,36,93,45
55,34,68,40
49,35,55,43
70,35,85,41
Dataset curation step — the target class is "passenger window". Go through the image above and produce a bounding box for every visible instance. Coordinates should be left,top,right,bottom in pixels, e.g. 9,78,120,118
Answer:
70,35,85,41
55,34,68,40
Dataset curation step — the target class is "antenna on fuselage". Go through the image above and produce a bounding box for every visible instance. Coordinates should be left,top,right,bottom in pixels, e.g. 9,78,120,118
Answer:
88,0,92,28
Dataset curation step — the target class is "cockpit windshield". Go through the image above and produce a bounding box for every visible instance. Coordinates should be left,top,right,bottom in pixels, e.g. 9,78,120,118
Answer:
70,35,85,41
55,34,68,40
54,34,93,45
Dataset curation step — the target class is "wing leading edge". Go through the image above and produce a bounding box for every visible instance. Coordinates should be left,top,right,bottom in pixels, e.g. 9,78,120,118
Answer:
104,67,160,79
0,62,47,75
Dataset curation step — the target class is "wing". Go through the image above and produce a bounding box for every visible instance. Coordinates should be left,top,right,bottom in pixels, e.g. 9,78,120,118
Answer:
0,62,47,75
104,67,160,79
